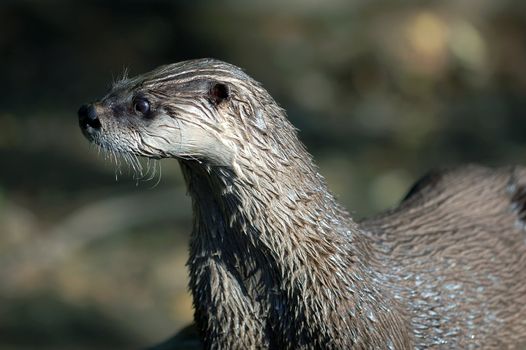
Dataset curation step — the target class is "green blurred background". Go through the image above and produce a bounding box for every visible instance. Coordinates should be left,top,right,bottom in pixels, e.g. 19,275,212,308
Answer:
1,1,525,348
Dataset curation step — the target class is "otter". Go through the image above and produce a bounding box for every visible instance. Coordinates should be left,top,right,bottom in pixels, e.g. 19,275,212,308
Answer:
78,59,526,349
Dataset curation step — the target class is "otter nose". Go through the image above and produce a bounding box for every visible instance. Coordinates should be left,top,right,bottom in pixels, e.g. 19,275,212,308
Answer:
78,104,102,130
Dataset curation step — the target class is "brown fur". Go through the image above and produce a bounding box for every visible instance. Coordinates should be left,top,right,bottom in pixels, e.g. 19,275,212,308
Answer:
79,59,526,349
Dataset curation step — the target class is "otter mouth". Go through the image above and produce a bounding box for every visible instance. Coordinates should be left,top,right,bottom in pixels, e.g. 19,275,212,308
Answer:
77,102,165,182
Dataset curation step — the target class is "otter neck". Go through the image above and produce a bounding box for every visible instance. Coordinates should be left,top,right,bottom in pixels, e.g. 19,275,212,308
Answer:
179,153,409,345
180,154,360,271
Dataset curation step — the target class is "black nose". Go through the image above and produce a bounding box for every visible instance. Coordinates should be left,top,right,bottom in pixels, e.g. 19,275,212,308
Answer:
78,104,102,130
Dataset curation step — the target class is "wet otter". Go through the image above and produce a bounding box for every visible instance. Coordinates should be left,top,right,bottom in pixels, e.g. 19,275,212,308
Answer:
78,59,526,349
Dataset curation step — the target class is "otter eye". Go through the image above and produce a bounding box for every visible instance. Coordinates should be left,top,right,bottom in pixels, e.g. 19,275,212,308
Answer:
133,97,150,115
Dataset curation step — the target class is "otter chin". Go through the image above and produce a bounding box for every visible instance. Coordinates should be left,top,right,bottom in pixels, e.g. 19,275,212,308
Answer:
79,58,526,349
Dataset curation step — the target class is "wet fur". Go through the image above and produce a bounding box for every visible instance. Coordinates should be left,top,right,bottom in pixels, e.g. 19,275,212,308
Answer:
80,59,526,349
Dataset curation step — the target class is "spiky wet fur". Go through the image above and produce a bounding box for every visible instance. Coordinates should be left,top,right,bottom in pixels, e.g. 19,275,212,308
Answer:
81,59,526,349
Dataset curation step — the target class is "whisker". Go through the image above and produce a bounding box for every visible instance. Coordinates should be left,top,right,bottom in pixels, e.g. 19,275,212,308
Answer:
150,159,163,189
143,158,157,182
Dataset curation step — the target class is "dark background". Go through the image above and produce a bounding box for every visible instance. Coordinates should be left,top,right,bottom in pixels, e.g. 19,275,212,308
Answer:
1,1,525,349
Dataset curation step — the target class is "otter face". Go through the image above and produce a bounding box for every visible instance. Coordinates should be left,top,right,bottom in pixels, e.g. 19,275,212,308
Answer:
78,59,275,166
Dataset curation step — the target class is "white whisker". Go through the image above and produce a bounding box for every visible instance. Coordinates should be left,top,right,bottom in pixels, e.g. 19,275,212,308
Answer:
149,159,162,189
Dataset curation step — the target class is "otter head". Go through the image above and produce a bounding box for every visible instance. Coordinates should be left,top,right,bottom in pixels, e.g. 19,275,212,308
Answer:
78,59,290,169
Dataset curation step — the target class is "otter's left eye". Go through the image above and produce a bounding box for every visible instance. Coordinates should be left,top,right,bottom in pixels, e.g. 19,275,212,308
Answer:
133,98,150,115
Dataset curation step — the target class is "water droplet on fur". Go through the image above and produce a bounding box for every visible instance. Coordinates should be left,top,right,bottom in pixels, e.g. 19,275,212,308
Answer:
366,308,378,322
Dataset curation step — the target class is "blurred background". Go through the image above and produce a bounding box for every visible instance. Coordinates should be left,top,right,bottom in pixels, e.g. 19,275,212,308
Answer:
1,0,525,348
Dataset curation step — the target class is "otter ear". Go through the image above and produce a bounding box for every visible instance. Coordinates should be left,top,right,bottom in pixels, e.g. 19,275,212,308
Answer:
209,82,230,106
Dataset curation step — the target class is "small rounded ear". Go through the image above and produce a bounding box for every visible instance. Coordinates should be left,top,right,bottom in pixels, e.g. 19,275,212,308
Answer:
209,82,230,106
